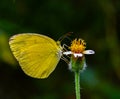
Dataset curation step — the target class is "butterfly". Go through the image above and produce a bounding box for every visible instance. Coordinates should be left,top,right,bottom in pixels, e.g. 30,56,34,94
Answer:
9,33,63,79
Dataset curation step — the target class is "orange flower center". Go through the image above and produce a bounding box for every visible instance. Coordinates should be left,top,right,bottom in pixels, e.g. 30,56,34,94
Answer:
69,39,86,53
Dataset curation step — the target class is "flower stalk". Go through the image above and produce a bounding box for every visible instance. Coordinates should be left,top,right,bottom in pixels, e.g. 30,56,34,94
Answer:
75,70,80,99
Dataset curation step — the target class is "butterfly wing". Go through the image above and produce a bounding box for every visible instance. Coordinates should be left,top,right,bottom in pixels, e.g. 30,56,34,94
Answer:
9,33,62,78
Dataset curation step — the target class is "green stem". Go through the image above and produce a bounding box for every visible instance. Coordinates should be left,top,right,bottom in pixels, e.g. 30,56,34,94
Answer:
75,71,80,99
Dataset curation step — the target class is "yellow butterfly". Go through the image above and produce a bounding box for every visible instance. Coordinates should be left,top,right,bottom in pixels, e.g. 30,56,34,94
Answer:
9,33,63,79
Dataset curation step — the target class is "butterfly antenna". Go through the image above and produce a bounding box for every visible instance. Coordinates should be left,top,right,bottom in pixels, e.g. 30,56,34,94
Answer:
58,32,73,42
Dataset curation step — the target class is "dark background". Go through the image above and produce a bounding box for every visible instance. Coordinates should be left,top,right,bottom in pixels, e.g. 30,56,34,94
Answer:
0,0,120,99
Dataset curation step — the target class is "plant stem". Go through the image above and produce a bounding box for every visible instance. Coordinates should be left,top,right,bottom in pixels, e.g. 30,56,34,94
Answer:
75,71,80,99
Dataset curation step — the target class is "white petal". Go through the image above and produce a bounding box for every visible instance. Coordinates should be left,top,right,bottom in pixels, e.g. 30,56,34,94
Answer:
63,51,72,55
74,53,83,57
83,50,95,54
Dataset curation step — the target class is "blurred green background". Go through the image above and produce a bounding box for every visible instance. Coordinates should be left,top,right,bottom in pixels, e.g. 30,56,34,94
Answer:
0,0,120,99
